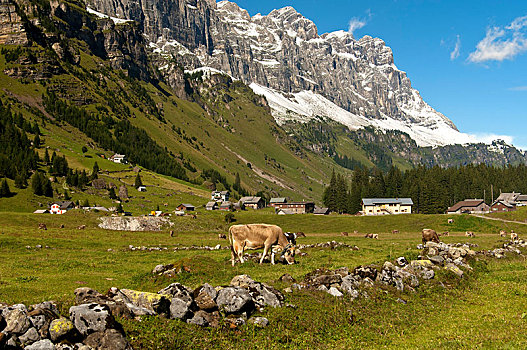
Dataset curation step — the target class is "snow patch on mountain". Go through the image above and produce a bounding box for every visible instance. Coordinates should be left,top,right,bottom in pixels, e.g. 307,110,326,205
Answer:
87,7,132,24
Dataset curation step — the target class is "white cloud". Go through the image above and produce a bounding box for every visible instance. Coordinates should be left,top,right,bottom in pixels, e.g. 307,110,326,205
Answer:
468,132,515,145
450,35,461,60
468,15,527,63
348,17,366,36
508,86,527,91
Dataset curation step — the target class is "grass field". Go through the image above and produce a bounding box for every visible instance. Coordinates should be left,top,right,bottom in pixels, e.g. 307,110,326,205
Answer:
1,209,527,348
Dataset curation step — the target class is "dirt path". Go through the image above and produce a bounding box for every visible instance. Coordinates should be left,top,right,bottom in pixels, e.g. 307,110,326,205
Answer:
471,214,527,226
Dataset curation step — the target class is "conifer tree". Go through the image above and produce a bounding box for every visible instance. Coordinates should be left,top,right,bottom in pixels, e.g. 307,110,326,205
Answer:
108,187,117,200
0,178,10,197
44,149,50,164
134,173,143,188
91,162,99,180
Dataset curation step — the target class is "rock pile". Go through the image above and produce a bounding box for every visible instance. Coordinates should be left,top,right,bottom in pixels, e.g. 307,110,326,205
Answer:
0,300,130,350
98,217,172,232
126,245,227,252
480,239,526,259
283,241,486,299
297,241,359,250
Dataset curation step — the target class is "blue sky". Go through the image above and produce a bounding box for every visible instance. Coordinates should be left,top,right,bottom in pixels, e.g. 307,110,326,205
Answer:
229,0,527,148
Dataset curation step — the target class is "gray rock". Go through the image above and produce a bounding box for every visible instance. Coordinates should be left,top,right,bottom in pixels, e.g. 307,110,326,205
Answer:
193,283,218,311
247,282,284,308
169,297,193,320
317,285,328,292
216,287,253,314
291,283,302,290
429,255,445,265
248,316,269,328
19,327,40,345
334,267,350,277
313,274,342,286
421,269,435,280
230,274,255,288
84,328,131,350
4,308,31,334
31,301,59,315
327,287,343,297
396,257,408,267
279,273,296,283
69,303,115,336
25,339,56,350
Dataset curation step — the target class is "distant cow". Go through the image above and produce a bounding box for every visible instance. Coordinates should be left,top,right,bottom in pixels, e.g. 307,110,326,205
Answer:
511,232,518,240
392,230,399,234
448,219,454,224
218,233,227,240
59,224,65,229
465,231,475,237
422,229,440,245
341,232,349,236
296,232,306,238
364,233,378,239
499,230,507,237
441,231,450,236
228,224,296,266
38,223,47,230
77,225,86,230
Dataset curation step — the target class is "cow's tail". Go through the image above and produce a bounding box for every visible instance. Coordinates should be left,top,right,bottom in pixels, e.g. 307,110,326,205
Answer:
228,226,236,267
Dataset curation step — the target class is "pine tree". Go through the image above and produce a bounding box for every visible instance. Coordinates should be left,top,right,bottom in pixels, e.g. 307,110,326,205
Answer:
44,149,50,164
63,190,71,200
108,187,117,199
33,134,41,148
81,146,88,153
234,172,241,192
43,178,53,197
14,173,26,189
32,172,43,196
0,178,10,197
91,162,99,180
134,173,143,188
323,170,338,212
116,202,124,213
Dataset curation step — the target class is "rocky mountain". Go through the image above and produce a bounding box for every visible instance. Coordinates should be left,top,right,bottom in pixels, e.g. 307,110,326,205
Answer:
86,0,477,147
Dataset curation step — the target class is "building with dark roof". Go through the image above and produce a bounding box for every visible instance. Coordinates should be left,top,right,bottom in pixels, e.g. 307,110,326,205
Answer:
447,199,489,214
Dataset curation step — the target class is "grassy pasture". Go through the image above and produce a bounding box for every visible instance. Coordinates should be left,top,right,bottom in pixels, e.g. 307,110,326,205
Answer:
1,210,527,348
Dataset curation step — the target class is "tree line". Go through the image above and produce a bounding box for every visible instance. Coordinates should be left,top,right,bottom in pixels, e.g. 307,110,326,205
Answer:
323,164,527,214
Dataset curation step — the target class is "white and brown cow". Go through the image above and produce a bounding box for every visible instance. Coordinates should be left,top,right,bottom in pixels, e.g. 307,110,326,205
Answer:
228,224,296,266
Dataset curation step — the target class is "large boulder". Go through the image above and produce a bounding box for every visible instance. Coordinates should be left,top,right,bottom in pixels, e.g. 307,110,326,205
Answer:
4,308,31,334
193,284,218,311
25,339,56,350
69,304,115,336
49,317,76,342
216,287,254,314
247,282,284,308
120,289,170,316
84,328,131,350
158,283,194,320
19,327,40,346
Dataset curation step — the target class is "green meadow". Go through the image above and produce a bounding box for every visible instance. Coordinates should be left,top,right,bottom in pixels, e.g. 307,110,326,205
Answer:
1,208,526,349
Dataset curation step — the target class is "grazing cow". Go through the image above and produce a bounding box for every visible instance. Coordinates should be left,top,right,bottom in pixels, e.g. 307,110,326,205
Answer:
499,230,507,237
228,224,296,266
296,232,306,238
77,225,86,230
170,230,175,237
364,233,379,239
511,232,518,240
38,223,47,230
422,229,440,245
448,219,454,224
341,232,349,236
465,231,475,237
392,230,399,234
441,231,450,237
218,233,227,240
353,230,359,234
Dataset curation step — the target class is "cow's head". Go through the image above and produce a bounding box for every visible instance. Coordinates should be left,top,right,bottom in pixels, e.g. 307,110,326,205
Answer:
284,232,297,245
281,243,296,265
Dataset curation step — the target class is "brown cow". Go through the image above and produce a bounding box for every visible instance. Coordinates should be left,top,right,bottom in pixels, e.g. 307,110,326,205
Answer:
465,231,475,237
296,232,306,238
364,233,379,239
341,232,349,236
38,223,47,230
499,230,507,237
228,224,296,266
392,230,399,234
422,229,440,245
441,231,450,237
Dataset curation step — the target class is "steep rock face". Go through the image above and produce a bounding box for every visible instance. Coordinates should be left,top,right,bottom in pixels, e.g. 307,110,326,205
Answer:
87,0,467,146
0,0,28,45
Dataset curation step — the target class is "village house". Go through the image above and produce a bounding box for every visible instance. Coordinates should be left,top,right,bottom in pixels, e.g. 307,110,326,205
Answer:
516,195,527,206
110,154,127,164
447,199,490,214
205,201,218,211
49,201,75,215
273,201,315,214
239,196,265,210
362,198,413,215
33,209,50,214
219,201,232,211
277,208,294,215
269,198,287,207
211,190,229,202
490,200,517,212
176,203,195,211
314,207,331,215
495,192,521,204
